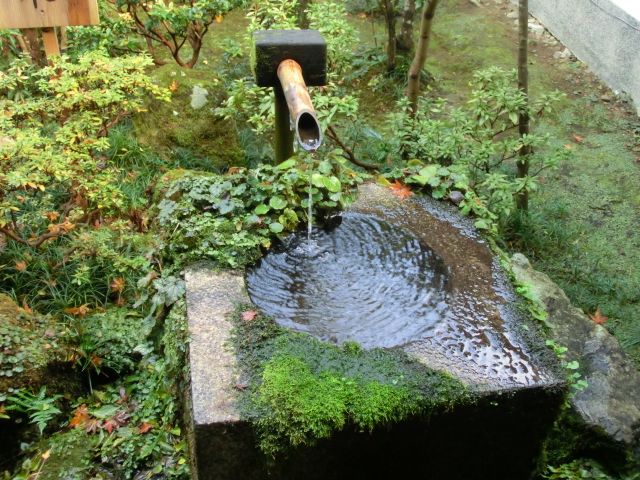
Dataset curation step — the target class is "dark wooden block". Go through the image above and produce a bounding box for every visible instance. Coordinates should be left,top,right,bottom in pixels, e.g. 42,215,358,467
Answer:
253,30,327,87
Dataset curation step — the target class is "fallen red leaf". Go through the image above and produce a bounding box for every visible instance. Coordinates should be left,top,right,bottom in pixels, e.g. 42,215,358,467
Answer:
139,422,153,434
388,181,413,200
573,134,584,143
242,310,258,322
589,308,608,325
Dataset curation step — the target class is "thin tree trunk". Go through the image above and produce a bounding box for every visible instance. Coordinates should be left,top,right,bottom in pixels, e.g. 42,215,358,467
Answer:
383,0,398,72
145,37,166,65
397,0,416,52
20,29,46,66
516,0,531,211
59,26,68,54
406,0,440,114
298,0,311,29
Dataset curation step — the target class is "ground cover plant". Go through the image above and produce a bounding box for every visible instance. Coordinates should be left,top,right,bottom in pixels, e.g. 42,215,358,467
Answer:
1,0,639,478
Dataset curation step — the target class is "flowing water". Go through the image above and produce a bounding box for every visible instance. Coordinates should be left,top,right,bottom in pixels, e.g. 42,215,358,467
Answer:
246,213,450,348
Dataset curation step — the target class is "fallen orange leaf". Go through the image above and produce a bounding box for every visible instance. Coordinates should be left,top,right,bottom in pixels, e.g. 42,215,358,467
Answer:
15,261,27,272
139,422,153,434
388,180,413,200
573,134,584,143
110,277,125,293
65,304,91,318
169,80,179,92
589,308,608,325
242,310,258,322
69,405,90,428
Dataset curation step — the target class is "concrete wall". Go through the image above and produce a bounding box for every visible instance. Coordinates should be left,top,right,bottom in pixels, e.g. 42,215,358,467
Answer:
527,0,640,113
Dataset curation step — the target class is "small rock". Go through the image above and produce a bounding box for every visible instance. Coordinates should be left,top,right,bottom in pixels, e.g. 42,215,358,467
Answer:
600,94,612,102
528,22,545,35
507,10,518,19
448,191,465,205
190,85,209,110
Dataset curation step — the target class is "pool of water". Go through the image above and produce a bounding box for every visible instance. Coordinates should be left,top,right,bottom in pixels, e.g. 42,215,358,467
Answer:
246,213,450,348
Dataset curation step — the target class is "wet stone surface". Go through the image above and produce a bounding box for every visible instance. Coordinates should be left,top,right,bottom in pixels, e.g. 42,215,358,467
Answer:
247,183,557,391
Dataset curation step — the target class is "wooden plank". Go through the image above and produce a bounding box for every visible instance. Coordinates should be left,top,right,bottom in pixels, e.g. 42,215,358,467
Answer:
0,0,100,29
41,27,60,58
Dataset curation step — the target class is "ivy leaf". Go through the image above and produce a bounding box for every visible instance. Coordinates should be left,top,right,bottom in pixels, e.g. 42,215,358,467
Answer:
269,222,284,233
269,196,287,210
275,159,296,170
322,176,342,193
254,204,270,215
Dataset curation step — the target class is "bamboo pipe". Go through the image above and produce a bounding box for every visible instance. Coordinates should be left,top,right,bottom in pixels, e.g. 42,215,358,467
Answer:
276,59,322,152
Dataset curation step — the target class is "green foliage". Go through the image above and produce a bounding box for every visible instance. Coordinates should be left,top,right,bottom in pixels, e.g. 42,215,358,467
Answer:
0,222,158,313
7,387,62,435
155,154,364,268
544,459,619,480
545,339,588,399
92,358,190,479
0,306,61,381
388,67,569,231
68,308,152,375
0,51,169,249
66,1,145,58
107,0,242,67
232,307,467,458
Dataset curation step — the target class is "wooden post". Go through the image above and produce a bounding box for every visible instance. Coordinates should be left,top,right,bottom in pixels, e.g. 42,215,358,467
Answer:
41,27,60,58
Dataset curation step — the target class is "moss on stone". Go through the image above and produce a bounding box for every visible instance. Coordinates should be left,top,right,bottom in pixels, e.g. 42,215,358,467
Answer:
231,305,469,458
133,64,245,172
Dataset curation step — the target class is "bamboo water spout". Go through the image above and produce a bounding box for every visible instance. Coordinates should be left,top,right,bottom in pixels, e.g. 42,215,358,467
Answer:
277,59,322,152
253,29,327,161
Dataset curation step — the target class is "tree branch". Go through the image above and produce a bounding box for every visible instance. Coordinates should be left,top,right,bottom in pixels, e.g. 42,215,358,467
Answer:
326,125,379,172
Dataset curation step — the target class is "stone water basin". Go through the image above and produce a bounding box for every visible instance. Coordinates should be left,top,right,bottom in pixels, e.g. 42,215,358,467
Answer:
184,182,564,480
246,182,554,390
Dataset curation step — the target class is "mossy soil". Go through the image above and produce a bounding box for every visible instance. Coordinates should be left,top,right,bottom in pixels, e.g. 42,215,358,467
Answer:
345,0,640,366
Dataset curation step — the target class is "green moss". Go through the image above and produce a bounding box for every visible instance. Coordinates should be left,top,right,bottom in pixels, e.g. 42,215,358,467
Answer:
0,295,66,395
232,306,468,458
133,64,244,171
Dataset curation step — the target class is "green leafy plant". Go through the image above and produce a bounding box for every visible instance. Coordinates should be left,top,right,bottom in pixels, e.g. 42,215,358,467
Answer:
7,387,63,435
544,459,618,480
155,153,364,268
0,51,169,250
545,339,588,398
107,0,242,67
388,67,570,231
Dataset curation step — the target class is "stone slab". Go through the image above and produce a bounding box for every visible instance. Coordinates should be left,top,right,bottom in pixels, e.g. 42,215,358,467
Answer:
522,0,640,113
511,253,640,462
